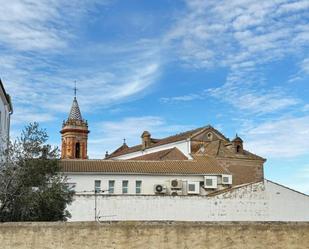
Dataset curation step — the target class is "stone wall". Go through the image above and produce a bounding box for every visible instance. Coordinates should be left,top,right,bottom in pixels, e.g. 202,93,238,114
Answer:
0,221,308,249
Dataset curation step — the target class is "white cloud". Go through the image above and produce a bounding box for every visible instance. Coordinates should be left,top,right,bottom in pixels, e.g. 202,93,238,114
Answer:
0,0,107,51
0,1,162,128
277,0,309,14
162,0,308,114
88,116,194,158
0,0,67,51
243,116,309,158
208,86,299,115
11,109,56,125
304,104,309,112
160,93,205,103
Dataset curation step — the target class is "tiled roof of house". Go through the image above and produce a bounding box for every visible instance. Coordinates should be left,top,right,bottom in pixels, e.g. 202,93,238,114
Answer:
60,157,228,175
107,125,219,158
130,147,188,161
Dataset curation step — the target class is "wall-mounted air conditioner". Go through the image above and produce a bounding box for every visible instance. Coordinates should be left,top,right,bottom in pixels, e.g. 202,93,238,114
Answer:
170,190,183,196
154,184,167,194
187,181,200,194
204,176,218,189
170,179,183,189
222,174,232,185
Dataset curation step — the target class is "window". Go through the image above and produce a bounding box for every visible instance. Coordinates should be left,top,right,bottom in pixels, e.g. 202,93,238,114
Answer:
122,180,128,194
136,180,142,194
236,145,241,153
188,183,195,192
108,180,115,194
75,142,80,158
94,180,101,193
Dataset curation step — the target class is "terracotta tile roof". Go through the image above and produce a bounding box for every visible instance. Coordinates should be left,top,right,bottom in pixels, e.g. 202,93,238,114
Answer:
60,157,228,175
194,140,266,161
130,148,188,161
107,126,210,158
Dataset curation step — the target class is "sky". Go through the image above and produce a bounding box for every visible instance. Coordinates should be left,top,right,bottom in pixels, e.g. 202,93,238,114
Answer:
1,0,309,194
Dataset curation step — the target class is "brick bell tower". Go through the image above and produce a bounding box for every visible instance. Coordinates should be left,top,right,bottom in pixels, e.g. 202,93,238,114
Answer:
61,88,89,159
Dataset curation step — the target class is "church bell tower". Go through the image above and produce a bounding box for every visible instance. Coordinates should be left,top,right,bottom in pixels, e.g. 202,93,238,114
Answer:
60,88,89,159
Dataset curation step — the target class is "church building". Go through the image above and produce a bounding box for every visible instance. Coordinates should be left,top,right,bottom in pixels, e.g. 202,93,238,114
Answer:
60,94,309,222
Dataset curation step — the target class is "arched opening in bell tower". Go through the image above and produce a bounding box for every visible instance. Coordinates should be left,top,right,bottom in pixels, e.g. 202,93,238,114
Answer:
75,142,81,158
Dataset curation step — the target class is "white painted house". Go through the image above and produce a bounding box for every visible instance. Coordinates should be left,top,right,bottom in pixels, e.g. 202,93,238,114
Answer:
62,157,233,196
0,79,13,154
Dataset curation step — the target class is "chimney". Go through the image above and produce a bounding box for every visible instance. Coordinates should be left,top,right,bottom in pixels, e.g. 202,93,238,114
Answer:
141,131,151,150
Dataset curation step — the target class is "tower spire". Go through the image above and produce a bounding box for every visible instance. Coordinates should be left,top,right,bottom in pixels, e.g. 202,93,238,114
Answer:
74,80,77,98
61,82,89,160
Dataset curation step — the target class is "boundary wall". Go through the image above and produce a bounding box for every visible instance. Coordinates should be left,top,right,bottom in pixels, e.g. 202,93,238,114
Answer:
0,221,308,249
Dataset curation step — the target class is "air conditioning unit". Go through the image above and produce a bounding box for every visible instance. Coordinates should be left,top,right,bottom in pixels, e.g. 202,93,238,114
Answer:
187,181,200,194
170,190,183,196
204,176,218,189
222,174,232,185
170,179,183,189
154,184,167,194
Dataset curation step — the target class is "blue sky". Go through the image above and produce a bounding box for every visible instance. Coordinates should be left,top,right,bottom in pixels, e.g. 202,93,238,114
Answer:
1,0,309,193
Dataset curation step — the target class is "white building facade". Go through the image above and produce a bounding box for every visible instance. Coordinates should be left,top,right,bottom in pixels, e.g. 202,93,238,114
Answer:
67,180,309,222
62,158,233,197
0,80,13,153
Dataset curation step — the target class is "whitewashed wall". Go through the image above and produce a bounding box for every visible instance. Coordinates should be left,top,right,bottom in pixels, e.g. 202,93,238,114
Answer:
0,90,10,153
66,173,226,195
111,139,191,160
67,180,309,222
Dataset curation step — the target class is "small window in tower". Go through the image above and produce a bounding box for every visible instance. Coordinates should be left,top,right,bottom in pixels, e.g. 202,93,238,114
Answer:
76,142,80,158
236,145,241,153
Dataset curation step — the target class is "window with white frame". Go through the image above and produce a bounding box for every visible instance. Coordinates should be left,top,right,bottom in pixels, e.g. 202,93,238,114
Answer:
108,180,115,194
122,180,128,194
94,180,101,193
135,180,142,194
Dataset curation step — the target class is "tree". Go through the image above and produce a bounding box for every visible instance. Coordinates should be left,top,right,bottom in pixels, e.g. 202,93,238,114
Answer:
0,122,74,222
